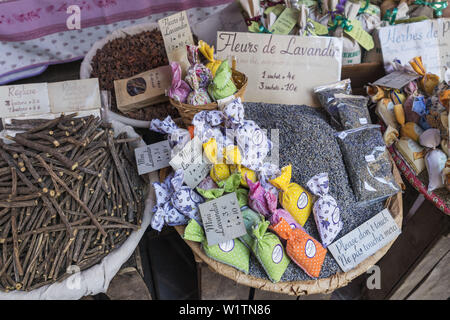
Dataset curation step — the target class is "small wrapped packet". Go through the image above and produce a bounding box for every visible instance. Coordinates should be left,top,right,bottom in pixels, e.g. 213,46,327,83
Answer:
203,138,231,183
306,172,343,248
184,219,250,273
230,165,257,188
251,220,290,283
197,173,249,208
186,45,213,89
394,103,424,142
269,164,312,226
375,98,398,129
222,141,258,188
271,218,327,278
383,125,399,147
222,99,272,171
151,170,204,231
410,56,440,96
198,40,223,77
197,175,218,190
247,177,272,218
390,89,406,105
366,85,387,103
258,163,281,195
419,128,448,191
150,116,191,155
395,137,426,175
186,64,213,90
266,191,303,230
186,69,212,106
166,62,190,103
356,1,382,33
193,111,227,148
240,206,264,249
208,60,237,101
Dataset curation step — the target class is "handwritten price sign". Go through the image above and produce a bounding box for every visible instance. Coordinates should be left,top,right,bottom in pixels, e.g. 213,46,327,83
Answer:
216,32,342,106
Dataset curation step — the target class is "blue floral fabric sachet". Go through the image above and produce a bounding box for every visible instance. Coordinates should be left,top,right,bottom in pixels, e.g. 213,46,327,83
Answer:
151,170,204,231
150,116,191,155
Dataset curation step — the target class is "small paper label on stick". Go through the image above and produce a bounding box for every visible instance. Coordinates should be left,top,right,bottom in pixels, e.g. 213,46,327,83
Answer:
199,192,247,246
269,8,299,35
158,10,194,77
134,140,171,175
328,208,401,272
158,10,194,54
169,136,211,188
344,19,374,51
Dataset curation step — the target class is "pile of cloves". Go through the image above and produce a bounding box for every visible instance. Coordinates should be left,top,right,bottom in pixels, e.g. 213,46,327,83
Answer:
0,114,147,292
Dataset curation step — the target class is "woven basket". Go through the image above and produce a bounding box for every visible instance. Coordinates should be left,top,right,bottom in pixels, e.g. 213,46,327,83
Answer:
174,156,404,296
169,69,248,126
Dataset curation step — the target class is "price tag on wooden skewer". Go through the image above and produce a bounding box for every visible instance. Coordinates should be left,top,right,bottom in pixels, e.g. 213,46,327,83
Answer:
198,192,247,246
134,140,171,175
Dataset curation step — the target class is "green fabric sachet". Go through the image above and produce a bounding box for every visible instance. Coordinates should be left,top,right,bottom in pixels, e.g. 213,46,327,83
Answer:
251,221,290,283
240,206,265,249
197,173,249,208
208,60,237,101
183,219,250,273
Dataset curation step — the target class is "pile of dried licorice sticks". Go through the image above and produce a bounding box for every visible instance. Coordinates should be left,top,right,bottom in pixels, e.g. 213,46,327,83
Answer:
0,113,147,292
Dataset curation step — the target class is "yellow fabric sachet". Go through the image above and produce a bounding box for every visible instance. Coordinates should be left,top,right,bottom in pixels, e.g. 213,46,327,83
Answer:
409,56,440,96
269,164,312,226
394,104,423,142
198,40,222,77
203,138,230,183
230,164,257,188
222,145,257,188
223,145,242,168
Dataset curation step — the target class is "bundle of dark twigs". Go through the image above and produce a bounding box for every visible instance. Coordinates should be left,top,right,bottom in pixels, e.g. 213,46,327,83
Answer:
0,114,147,292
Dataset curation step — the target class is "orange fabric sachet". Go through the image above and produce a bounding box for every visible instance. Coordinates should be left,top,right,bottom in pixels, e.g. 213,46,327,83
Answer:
271,218,327,278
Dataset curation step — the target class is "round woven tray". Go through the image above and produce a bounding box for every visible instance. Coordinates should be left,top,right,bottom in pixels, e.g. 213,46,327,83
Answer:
174,157,404,296
169,69,248,126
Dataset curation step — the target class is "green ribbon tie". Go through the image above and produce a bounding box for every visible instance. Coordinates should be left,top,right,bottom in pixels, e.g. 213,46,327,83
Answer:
328,15,354,32
413,0,448,17
383,7,398,25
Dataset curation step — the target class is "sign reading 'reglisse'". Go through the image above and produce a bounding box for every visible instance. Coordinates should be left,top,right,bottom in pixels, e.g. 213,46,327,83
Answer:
0,83,50,118
215,31,342,106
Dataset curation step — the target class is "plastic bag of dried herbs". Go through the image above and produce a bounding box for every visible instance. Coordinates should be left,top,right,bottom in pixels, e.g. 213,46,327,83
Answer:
314,79,352,126
334,94,372,130
335,124,400,204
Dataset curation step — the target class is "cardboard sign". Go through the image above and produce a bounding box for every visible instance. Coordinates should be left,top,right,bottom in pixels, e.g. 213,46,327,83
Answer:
191,1,248,47
378,18,450,78
48,78,101,113
169,136,211,188
199,192,247,246
328,209,401,272
0,79,101,128
373,70,421,89
114,66,171,112
134,140,171,175
0,83,50,118
158,10,194,75
216,32,342,106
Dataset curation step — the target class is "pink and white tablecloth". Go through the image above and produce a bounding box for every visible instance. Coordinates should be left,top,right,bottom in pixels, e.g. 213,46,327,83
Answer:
0,0,234,84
